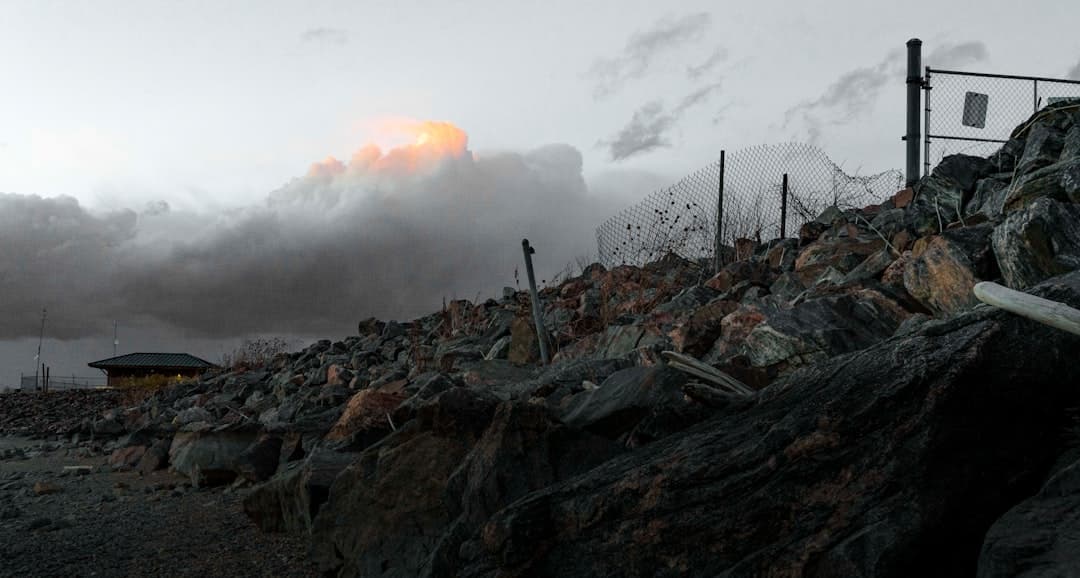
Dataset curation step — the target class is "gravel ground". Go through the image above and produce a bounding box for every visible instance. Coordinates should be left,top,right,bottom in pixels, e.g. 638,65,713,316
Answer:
0,437,318,578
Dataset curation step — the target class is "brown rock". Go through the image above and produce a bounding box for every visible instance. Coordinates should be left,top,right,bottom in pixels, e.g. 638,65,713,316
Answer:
108,445,147,471
508,315,541,365
893,187,915,208
33,481,62,496
794,238,885,286
671,300,740,357
903,225,996,315
326,389,406,442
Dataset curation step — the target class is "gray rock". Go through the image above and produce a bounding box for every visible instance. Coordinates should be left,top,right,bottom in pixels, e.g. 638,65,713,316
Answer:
992,197,1080,289
559,366,687,438
1016,122,1065,177
168,429,259,487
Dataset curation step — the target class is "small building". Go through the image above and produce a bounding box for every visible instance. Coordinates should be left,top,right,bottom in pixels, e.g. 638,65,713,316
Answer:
88,352,217,387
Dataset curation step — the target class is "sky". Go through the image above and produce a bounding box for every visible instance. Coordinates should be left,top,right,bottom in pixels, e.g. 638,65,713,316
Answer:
1,0,1079,387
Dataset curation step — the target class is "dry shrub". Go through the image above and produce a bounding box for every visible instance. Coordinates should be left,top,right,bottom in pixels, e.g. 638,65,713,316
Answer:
220,337,295,371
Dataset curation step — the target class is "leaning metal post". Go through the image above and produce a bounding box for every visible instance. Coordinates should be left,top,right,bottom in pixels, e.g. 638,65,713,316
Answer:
521,239,550,365
713,150,726,273
905,38,923,187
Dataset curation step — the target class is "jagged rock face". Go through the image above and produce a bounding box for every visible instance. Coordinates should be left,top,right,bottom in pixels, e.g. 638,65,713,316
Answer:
992,197,1080,289
459,271,1080,578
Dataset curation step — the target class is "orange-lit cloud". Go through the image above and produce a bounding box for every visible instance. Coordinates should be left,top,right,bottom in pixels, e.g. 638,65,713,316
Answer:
307,119,469,178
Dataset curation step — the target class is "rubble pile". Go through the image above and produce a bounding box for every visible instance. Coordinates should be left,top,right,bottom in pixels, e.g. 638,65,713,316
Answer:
25,101,1080,576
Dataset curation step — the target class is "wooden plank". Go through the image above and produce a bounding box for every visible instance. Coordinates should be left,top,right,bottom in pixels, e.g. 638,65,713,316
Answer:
974,281,1080,337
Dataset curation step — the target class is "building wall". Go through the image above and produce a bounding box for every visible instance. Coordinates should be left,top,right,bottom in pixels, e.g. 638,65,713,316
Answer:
104,367,204,387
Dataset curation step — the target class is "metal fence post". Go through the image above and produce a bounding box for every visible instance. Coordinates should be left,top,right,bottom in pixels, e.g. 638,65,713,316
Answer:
780,173,789,238
905,38,922,187
521,239,550,365
713,150,726,273
1033,79,1039,112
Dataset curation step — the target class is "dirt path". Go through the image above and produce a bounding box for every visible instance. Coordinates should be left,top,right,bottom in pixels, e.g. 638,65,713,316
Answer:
0,437,318,578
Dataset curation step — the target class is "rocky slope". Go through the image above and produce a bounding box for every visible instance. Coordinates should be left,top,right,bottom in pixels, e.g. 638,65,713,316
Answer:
23,100,1080,577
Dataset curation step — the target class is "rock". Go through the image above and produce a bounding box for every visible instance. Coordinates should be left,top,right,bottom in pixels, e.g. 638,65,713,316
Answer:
507,316,541,365
243,448,359,534
326,364,354,387
428,402,625,575
978,451,1080,578
794,237,884,286
1016,122,1065,177
461,271,1080,578
842,249,896,284
235,435,283,483
484,336,511,360
558,366,687,438
1003,158,1080,211
670,299,739,357
168,429,259,487
107,445,147,471
325,389,406,446
965,177,1009,217
139,438,171,474
903,224,997,315
32,481,61,496
310,388,501,576
992,197,1080,289
173,406,213,428
462,360,536,389
720,289,906,371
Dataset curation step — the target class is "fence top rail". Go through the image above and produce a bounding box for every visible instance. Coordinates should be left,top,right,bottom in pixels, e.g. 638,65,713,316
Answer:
926,67,1080,85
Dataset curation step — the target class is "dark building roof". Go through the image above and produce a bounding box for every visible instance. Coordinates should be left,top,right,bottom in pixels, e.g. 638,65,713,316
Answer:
88,352,216,370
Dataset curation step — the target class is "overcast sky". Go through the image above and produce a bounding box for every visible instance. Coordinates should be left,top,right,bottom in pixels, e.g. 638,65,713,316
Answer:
1,0,1078,386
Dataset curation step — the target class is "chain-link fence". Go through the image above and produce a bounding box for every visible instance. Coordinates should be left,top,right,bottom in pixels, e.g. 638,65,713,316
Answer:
924,68,1080,172
18,374,108,391
596,142,903,268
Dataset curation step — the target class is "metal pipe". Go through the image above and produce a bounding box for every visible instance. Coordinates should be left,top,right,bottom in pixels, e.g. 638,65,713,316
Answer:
905,38,922,187
521,239,550,365
1033,79,1039,112
780,173,789,238
713,150,726,273
924,66,932,178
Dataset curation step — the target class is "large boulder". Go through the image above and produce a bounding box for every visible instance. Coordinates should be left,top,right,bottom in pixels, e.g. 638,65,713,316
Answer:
168,428,259,487
903,224,997,315
460,271,1080,578
310,388,501,576
978,451,1080,578
992,197,1080,289
243,448,359,533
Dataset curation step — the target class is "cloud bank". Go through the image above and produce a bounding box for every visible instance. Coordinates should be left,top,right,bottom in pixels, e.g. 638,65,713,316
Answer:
0,123,623,340
589,13,712,99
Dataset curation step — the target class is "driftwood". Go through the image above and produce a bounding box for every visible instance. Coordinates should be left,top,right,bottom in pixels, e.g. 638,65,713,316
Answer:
974,281,1080,337
662,351,755,397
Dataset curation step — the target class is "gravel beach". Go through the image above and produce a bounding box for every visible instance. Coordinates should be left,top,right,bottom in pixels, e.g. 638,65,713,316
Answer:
0,436,317,578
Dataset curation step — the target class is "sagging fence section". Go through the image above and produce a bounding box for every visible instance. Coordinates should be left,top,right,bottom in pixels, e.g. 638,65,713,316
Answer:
595,143,902,268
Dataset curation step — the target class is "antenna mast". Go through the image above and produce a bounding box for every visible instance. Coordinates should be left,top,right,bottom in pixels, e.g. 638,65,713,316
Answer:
113,320,118,356
33,308,46,391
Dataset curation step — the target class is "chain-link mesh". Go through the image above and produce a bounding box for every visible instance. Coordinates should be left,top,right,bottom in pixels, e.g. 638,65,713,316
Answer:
596,142,903,268
925,69,1080,170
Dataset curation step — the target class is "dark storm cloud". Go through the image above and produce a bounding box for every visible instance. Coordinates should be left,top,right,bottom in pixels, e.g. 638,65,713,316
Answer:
600,82,722,161
589,13,711,99
785,41,988,141
0,141,626,340
300,27,349,45
0,193,136,339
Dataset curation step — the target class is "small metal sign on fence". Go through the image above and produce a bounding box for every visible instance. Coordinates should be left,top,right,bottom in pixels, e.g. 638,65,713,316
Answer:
961,92,989,128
